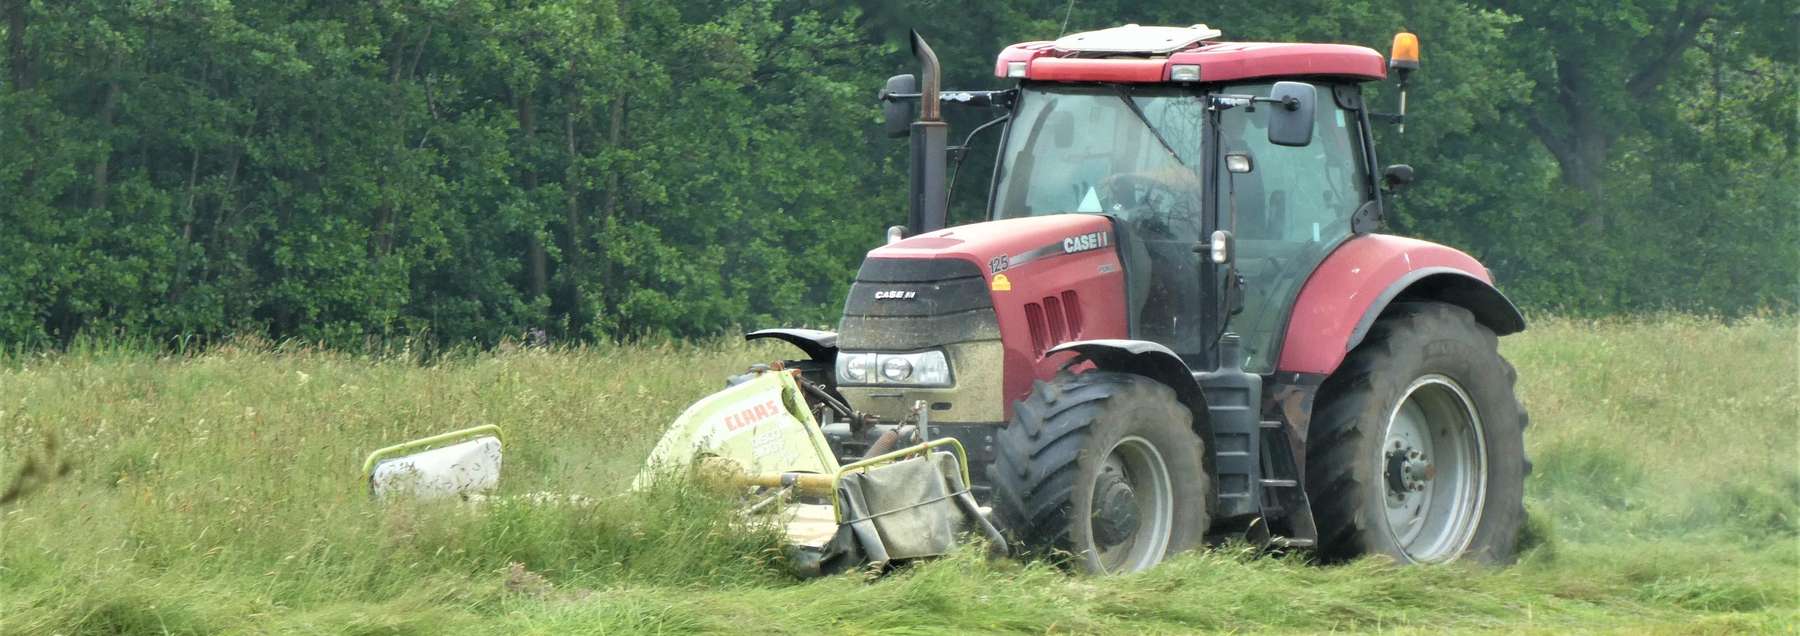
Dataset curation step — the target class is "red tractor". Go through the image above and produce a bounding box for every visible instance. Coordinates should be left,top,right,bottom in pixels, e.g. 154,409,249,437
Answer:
749,25,1529,574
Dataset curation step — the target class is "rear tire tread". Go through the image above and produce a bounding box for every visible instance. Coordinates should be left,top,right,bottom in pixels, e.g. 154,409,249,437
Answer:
1305,302,1530,564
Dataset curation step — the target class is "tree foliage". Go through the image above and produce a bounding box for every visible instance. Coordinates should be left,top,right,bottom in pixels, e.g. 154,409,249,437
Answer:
0,0,1792,347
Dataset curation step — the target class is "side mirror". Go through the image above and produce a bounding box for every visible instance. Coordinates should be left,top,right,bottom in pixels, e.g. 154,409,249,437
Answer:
1383,164,1415,191
1265,81,1315,147
880,74,918,139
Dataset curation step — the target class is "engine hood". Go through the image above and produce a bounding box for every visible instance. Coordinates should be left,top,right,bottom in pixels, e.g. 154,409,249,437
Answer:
868,214,1117,277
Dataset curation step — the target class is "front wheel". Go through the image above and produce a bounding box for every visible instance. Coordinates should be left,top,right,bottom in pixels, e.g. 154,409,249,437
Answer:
988,371,1210,574
1306,302,1529,564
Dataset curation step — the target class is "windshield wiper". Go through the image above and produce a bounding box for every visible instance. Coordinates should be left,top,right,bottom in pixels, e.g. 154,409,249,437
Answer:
1115,88,1187,167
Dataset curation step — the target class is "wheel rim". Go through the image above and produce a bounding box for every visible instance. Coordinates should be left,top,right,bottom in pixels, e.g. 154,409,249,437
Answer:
1086,435,1174,573
1380,374,1487,563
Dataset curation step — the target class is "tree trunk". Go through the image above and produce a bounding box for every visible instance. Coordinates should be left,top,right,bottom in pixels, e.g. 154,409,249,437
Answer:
1526,61,1612,234
90,71,122,210
168,145,201,303
601,95,626,220
4,0,29,91
597,94,626,319
1534,136,1610,233
274,175,294,338
527,232,548,301
371,26,429,262
1560,129,1610,233
518,91,547,300
1522,6,1717,236
563,97,584,321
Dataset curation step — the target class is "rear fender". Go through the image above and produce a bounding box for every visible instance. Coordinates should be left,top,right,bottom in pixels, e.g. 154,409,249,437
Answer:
1044,339,1215,478
746,328,838,364
1277,235,1526,376
1347,269,1525,351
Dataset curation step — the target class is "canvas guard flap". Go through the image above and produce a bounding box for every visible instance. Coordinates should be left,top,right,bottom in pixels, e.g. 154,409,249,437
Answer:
835,452,974,563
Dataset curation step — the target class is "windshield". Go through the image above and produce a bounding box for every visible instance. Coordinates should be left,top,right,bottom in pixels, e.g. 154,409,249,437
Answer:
991,86,1208,241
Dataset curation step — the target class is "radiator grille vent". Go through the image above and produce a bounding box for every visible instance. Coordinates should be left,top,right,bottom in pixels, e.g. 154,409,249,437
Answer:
1024,290,1084,357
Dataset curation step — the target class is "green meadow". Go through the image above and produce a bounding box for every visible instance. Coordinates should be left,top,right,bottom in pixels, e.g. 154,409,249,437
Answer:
2,316,1795,634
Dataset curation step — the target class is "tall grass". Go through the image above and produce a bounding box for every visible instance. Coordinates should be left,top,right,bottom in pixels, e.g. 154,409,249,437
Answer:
2,317,1795,634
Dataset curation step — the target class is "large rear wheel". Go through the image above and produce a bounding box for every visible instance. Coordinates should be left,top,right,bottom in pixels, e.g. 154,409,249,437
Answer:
989,371,1210,574
1306,302,1528,564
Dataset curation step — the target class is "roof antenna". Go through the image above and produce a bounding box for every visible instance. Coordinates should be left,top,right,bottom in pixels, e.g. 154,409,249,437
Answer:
1057,0,1077,38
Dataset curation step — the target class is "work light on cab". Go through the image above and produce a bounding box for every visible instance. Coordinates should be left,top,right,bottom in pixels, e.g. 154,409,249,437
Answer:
1389,32,1420,75
1389,31,1420,132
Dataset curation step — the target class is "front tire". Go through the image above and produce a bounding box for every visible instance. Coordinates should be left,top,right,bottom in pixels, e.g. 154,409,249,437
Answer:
1306,302,1529,564
989,371,1210,574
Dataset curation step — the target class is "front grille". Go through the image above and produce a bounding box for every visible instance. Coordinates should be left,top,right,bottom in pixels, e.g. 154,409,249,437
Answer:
839,258,999,351
841,258,989,318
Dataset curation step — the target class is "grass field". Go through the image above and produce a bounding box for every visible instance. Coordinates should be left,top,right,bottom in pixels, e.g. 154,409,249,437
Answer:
2,317,1796,634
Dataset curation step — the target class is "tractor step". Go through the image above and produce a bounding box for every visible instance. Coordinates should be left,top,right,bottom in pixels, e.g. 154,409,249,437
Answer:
1199,337,1264,520
1255,418,1320,547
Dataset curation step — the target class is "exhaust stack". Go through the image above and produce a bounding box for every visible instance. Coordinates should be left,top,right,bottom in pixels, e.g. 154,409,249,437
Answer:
906,31,950,236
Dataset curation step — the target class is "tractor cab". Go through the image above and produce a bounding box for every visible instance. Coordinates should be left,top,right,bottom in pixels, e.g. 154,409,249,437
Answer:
991,77,1371,371
975,24,1390,372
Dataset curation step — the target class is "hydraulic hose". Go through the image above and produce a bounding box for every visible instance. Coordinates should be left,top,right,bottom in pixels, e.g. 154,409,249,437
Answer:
861,425,917,460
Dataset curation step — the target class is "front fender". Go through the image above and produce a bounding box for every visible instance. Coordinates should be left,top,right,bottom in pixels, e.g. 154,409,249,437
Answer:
1045,340,1210,425
1045,340,1200,403
745,328,838,364
1277,235,1526,376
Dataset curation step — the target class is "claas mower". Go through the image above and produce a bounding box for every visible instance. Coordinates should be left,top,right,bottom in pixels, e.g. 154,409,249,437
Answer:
367,24,1531,577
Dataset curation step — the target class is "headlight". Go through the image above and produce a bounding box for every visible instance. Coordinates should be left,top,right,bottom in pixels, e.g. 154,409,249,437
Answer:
880,356,913,381
839,353,869,382
837,351,951,387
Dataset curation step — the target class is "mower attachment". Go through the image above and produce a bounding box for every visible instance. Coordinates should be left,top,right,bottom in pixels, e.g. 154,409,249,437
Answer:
631,369,839,490
360,369,1004,576
635,367,1005,576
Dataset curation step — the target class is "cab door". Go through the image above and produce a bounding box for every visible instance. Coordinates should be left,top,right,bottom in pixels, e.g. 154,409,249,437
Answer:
1216,83,1373,372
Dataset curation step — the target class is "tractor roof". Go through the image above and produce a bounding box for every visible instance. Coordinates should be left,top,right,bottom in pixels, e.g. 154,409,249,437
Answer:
994,24,1386,84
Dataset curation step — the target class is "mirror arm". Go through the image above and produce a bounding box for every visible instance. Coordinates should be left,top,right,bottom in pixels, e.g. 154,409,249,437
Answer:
1206,94,1251,110
1252,95,1300,111
1369,112,1405,124
945,114,1011,210
881,89,1017,109
1206,94,1300,113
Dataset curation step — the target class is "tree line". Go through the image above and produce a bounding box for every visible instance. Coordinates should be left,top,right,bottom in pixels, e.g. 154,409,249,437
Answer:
1,0,1793,348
